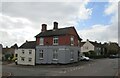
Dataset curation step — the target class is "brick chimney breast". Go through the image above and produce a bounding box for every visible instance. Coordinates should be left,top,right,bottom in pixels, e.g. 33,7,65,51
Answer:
41,24,47,32
53,22,58,30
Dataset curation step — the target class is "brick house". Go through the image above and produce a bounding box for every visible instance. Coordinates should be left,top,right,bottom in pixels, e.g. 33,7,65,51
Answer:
35,22,82,64
2,44,18,61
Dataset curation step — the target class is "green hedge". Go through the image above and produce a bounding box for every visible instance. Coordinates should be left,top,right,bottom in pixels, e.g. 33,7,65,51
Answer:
83,51,107,59
89,55,106,59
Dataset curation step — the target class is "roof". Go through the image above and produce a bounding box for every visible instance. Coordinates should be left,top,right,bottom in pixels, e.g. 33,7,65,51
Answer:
80,42,85,47
2,48,15,54
11,44,18,49
89,41,103,47
0,44,2,48
19,41,36,49
35,27,82,40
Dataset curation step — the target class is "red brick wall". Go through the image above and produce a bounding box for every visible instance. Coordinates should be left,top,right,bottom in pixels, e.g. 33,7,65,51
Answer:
59,35,70,45
68,27,79,46
36,27,80,46
44,37,53,45
74,36,78,46
36,35,79,46
36,38,40,45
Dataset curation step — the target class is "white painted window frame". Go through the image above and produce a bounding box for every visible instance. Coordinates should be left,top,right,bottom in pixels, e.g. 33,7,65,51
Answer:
39,50,43,59
53,50,58,60
39,37,44,45
53,37,59,45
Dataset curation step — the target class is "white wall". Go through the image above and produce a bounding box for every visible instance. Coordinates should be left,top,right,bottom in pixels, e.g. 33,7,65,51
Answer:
81,41,94,53
16,49,35,65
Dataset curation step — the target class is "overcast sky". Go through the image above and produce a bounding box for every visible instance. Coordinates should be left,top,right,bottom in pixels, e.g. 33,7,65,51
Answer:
0,0,119,47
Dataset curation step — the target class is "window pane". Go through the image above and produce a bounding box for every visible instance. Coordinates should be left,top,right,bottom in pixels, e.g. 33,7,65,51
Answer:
39,50,43,59
53,37,58,45
21,57,25,61
53,50,58,59
29,50,32,54
28,58,32,62
70,50,74,60
40,38,44,45
22,50,24,54
15,54,18,57
70,36,74,45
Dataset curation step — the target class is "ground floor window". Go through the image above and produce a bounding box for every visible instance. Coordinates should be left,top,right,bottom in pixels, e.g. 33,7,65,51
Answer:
21,57,25,61
70,50,74,60
39,50,43,59
28,58,32,62
53,50,58,60
15,54,18,57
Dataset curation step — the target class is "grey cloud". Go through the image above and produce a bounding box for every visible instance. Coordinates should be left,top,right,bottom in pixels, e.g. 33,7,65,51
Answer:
0,2,92,47
2,2,79,22
0,14,34,30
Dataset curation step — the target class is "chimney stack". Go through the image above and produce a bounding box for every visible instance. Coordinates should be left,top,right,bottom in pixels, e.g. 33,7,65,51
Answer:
87,39,89,41
41,24,47,32
95,41,97,43
53,22,58,30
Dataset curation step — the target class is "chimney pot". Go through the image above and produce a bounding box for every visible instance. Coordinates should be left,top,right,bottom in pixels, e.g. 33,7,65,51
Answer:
26,40,28,42
53,22,58,29
41,24,47,32
95,41,97,43
87,39,89,41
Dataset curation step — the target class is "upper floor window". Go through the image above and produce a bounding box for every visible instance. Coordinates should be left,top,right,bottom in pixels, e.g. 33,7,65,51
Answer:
29,50,32,54
53,37,58,45
39,37,44,45
78,40,80,46
39,50,43,59
53,50,58,60
22,50,24,54
70,36,74,46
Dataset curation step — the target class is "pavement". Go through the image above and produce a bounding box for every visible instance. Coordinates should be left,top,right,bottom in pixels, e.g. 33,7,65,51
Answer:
2,61,14,65
1,72,12,78
5,59,95,68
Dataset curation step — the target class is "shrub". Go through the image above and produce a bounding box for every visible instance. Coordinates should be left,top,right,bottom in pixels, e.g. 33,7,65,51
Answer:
83,52,89,57
89,50,96,55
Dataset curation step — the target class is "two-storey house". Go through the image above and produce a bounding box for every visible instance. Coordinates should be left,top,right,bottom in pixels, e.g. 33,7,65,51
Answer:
35,22,82,64
15,41,36,65
81,39,105,56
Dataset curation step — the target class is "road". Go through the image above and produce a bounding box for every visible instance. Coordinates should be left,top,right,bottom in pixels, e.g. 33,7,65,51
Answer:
2,58,118,76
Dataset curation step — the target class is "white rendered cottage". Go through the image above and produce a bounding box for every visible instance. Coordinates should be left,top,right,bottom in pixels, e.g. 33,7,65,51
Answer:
15,41,36,65
81,39,104,56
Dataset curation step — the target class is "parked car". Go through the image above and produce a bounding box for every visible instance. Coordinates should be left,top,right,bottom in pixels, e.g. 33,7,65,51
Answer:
80,56,90,61
109,54,119,58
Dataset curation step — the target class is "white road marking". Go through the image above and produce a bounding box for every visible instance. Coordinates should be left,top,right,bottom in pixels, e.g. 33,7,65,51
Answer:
63,71,66,73
57,66,85,75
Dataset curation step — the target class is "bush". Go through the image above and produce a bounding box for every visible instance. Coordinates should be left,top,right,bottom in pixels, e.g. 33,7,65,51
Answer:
12,56,17,61
89,55,106,59
83,51,106,59
4,54,14,61
89,50,96,56
83,52,89,57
